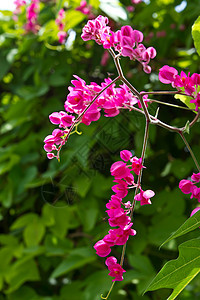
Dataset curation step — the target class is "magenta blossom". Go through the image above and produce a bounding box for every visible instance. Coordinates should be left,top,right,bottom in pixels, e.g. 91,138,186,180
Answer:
105,256,126,281
110,161,131,179
131,156,145,175
120,150,132,162
93,240,111,257
191,173,200,183
159,65,178,84
179,179,194,194
190,207,200,217
134,189,155,205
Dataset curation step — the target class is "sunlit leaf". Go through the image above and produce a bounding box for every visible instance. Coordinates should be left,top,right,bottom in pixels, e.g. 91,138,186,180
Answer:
145,238,200,300
192,16,200,56
161,209,200,247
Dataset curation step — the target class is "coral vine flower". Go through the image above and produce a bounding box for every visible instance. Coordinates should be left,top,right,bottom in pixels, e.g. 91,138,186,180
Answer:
110,161,131,179
120,150,132,162
131,156,145,175
93,240,111,257
105,257,126,281
159,65,178,84
191,173,200,183
134,189,155,205
179,179,194,194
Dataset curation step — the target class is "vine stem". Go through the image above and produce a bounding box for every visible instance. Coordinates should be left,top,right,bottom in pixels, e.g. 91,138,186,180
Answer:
150,99,195,111
140,90,193,97
101,282,115,300
179,131,200,172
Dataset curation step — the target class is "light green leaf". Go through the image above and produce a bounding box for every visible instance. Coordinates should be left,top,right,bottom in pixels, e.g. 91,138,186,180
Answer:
10,213,38,230
174,94,196,111
89,0,100,9
161,209,200,247
5,259,40,294
145,238,200,300
65,10,85,31
192,16,200,56
50,251,96,278
23,219,45,247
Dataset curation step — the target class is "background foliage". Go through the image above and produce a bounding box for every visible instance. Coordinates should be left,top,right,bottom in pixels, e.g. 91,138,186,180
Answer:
0,0,200,299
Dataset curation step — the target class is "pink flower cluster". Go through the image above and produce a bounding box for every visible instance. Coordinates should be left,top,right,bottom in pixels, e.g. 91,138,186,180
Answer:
24,0,40,34
81,15,156,73
159,65,200,111
13,0,26,21
55,9,67,44
44,76,150,159
93,150,155,281
179,172,200,217
76,0,95,19
105,257,126,282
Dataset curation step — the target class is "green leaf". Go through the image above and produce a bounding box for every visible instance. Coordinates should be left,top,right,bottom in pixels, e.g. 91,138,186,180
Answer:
89,0,100,9
0,52,10,80
161,209,200,247
10,213,38,230
23,219,45,247
5,259,40,294
174,94,196,111
50,248,96,278
7,286,38,300
65,10,85,31
192,16,200,56
145,238,200,300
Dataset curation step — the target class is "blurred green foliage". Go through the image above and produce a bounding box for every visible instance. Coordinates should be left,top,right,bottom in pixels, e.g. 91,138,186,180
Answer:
0,0,200,299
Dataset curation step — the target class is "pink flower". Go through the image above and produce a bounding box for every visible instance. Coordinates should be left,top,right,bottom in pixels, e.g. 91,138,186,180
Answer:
191,173,200,183
94,240,111,257
134,189,155,205
105,257,126,281
110,161,131,179
104,223,136,245
190,93,200,111
108,212,131,227
179,179,194,194
81,15,110,45
131,156,145,175
49,112,61,125
190,207,200,217
58,31,67,44
106,199,122,210
101,31,115,49
60,114,75,127
131,0,142,3
112,180,128,198
120,150,132,162
191,187,200,202
159,65,178,84
47,153,55,159
105,256,117,267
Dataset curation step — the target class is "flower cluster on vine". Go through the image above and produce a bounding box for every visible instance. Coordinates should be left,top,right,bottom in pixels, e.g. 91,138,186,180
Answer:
24,0,40,33
159,65,200,111
55,9,67,44
81,15,156,73
44,75,150,159
94,150,155,281
179,172,200,217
